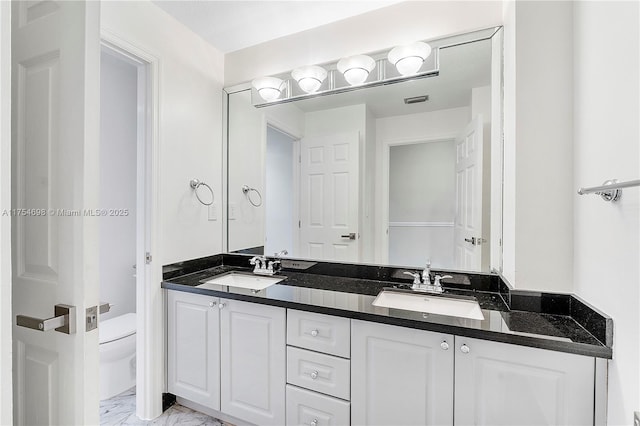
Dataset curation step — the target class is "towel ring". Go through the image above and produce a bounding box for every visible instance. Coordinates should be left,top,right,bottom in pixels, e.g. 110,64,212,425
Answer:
242,185,262,207
190,178,214,206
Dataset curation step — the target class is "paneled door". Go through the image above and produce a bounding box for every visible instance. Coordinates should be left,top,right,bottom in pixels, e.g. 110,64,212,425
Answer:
454,116,484,270
220,299,286,426
299,131,360,262
351,320,454,426
11,2,101,424
454,336,595,425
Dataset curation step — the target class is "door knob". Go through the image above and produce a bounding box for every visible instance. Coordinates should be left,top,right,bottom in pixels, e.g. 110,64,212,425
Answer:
16,304,77,335
464,237,477,245
460,344,470,354
340,233,356,240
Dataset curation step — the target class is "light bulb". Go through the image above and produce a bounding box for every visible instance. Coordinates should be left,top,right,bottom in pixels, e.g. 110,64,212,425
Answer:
252,77,283,102
388,42,432,76
337,55,376,86
291,66,327,93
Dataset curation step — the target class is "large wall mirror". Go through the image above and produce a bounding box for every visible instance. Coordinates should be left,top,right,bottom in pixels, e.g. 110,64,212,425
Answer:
225,27,503,273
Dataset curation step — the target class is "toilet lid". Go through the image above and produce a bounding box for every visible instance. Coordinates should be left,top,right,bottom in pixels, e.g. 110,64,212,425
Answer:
99,313,136,344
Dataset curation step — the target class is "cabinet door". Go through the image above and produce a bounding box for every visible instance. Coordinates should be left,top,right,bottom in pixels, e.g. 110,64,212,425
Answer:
351,320,454,426
167,290,220,410
220,299,286,426
454,336,594,426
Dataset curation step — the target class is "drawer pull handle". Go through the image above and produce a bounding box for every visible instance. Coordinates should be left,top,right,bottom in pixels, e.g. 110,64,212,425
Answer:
310,419,318,426
310,329,319,337
310,370,319,380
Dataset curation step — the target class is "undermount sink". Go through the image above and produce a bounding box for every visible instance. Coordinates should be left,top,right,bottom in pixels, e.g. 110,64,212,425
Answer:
198,272,284,291
372,289,485,321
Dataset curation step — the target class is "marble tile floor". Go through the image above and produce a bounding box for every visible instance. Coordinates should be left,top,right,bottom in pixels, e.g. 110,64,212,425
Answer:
100,388,227,426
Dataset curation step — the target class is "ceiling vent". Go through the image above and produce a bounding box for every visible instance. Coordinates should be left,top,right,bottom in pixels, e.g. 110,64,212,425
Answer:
404,95,429,104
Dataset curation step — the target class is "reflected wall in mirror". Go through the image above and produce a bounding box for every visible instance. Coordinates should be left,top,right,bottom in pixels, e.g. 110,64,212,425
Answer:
226,28,503,273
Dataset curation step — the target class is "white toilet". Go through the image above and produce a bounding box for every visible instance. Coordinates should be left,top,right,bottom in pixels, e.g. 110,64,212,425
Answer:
99,313,137,400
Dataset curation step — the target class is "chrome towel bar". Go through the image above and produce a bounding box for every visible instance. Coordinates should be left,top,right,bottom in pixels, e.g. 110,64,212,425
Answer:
577,179,640,202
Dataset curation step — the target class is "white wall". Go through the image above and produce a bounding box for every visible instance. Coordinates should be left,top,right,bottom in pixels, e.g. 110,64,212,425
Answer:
101,0,225,265
99,51,137,320
227,91,305,253
227,89,265,252
265,127,295,256
388,140,456,268
501,1,574,292
573,2,640,424
0,1,12,424
224,1,503,86
101,2,225,419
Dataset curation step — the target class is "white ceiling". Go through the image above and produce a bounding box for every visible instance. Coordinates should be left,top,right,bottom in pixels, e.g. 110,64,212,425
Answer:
152,0,402,53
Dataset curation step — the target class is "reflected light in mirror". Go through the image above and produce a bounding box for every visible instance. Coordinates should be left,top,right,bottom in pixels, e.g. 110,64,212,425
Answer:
388,41,432,76
337,54,376,85
252,76,284,102
291,65,327,93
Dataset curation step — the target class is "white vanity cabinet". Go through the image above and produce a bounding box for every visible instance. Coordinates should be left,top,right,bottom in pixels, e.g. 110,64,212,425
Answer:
167,291,286,424
167,290,220,410
351,320,454,426
220,299,286,426
167,290,601,426
454,336,595,425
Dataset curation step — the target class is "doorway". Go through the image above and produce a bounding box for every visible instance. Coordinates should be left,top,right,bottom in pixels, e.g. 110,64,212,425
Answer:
98,36,161,421
386,139,456,269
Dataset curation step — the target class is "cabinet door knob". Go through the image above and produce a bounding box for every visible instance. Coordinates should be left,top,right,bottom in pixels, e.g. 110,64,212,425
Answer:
310,419,318,426
218,302,226,309
440,341,449,350
310,370,319,380
209,301,215,307
310,329,319,337
460,344,470,354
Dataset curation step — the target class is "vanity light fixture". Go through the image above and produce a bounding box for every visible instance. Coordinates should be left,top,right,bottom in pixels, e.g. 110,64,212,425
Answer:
337,54,376,86
252,76,284,102
291,65,327,93
388,41,433,76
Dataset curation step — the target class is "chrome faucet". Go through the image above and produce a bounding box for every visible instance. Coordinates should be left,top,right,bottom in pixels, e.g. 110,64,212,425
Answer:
269,250,288,273
401,259,452,294
422,259,432,285
249,252,286,276
249,255,268,273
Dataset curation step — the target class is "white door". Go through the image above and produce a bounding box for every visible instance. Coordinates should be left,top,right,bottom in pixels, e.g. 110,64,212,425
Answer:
454,116,484,270
351,320,454,426
167,291,220,410
299,131,359,262
220,299,286,426
454,337,595,425
11,2,101,425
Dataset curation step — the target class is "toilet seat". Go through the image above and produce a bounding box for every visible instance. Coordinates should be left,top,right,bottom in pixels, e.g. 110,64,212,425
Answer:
100,313,136,344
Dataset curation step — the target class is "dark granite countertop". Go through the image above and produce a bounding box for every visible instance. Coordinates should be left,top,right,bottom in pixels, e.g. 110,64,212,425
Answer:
162,255,612,359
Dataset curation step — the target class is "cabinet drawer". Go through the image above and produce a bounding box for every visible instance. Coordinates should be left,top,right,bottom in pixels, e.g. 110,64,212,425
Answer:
287,310,350,357
286,385,350,426
287,347,350,400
